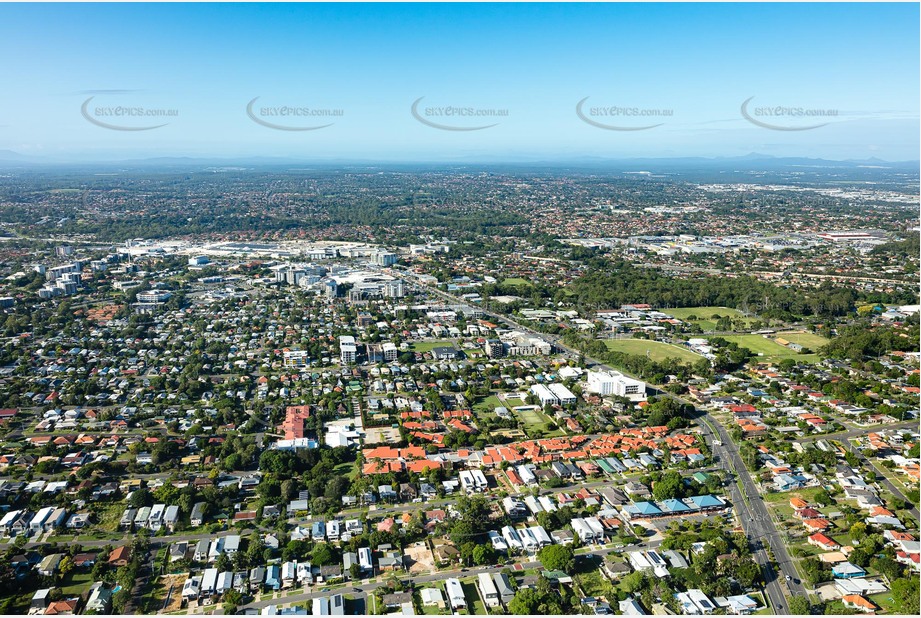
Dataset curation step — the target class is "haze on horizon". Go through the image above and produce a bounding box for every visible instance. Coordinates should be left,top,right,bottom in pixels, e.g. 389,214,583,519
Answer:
0,2,918,163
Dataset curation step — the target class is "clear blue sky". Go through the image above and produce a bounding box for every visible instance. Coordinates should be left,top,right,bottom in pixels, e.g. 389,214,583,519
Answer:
1,2,918,162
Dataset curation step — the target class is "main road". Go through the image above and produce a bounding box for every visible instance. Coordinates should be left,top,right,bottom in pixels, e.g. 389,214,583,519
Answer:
403,272,801,613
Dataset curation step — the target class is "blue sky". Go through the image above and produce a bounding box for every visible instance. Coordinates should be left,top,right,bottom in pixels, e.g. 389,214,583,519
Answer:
0,2,918,162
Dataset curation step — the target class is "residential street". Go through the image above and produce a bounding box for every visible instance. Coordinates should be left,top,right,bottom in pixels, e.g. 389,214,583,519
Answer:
407,274,805,614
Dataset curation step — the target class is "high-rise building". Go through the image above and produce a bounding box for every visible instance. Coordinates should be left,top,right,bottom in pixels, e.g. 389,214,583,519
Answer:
339,335,357,364
484,339,505,358
586,370,646,401
384,279,404,298
373,252,398,267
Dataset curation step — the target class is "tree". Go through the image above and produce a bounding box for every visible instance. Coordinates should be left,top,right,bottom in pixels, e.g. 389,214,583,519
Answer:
869,556,903,582
91,560,110,583
246,537,266,568
814,489,833,506
789,597,810,615
508,588,542,615
891,577,920,615
801,557,829,586
311,543,336,566
621,571,647,594
223,589,243,613
538,544,575,573
459,542,477,566
128,488,152,508
58,556,75,578
472,544,496,566
215,553,231,572
848,521,867,543
730,555,761,588
652,470,684,501
848,548,870,568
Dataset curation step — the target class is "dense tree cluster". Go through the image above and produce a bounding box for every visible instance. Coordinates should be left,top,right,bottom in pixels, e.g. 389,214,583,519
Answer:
821,317,920,361
569,258,876,319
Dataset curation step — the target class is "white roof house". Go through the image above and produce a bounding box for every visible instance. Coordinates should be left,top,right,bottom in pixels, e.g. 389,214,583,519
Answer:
586,370,646,401
208,537,225,561
224,535,241,554
163,505,180,529
216,571,234,594
148,503,166,529
501,525,523,549
529,525,554,547
518,526,539,551
445,578,466,610
477,572,500,608
488,530,508,551
31,507,54,531
182,576,201,600
201,568,219,594
572,517,603,543
547,382,577,405
358,547,374,571
421,587,445,607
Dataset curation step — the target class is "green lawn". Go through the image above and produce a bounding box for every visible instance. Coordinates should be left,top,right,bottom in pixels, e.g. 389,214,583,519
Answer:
575,568,617,601
60,571,95,596
94,501,128,533
762,487,827,504
411,341,456,352
664,306,751,320
868,592,897,614
334,460,359,480
512,406,564,437
502,278,532,287
662,306,758,331
515,406,546,427
460,581,487,615
775,331,830,349
718,335,821,363
604,338,702,364
420,603,444,615
474,395,505,416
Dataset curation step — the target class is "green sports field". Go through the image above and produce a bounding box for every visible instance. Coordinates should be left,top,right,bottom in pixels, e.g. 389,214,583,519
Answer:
512,405,564,437
774,331,829,349
603,338,703,364
663,306,758,331
473,395,505,417
664,306,749,320
719,334,821,363
410,340,456,352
